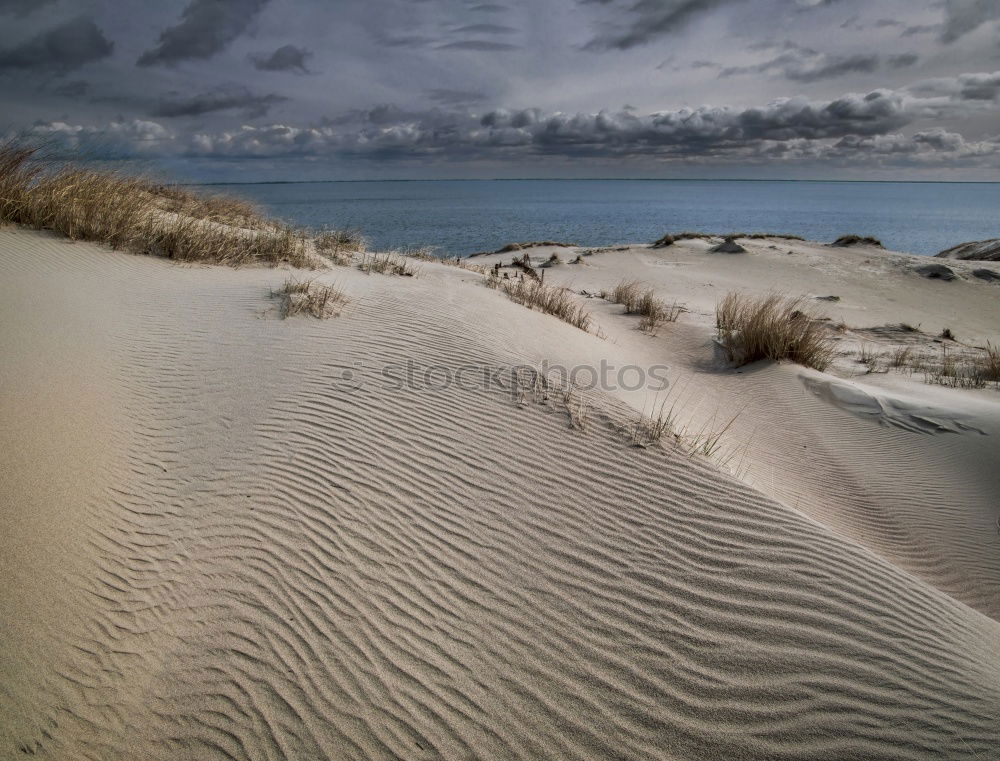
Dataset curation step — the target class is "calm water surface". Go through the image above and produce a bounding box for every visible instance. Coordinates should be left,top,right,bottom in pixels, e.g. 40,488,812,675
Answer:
211,179,1000,256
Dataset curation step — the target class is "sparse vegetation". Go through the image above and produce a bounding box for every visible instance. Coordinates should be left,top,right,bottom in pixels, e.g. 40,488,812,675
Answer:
926,342,1000,389
0,140,334,267
716,292,835,370
888,346,913,368
606,279,683,334
493,240,578,254
857,343,886,373
358,251,419,276
274,278,349,318
486,270,591,331
831,235,883,248
941,327,955,341
315,229,365,265
509,252,539,279
654,231,805,247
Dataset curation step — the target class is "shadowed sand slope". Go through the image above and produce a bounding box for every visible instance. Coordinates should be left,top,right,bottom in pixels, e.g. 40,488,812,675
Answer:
2,229,1000,760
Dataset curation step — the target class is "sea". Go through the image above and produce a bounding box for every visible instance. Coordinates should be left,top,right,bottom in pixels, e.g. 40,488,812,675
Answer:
202,179,1000,257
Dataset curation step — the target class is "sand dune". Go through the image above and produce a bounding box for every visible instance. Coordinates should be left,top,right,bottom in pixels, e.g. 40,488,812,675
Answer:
3,229,1000,760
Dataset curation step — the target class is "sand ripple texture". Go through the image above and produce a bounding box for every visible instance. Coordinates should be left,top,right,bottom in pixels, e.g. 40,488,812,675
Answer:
2,230,999,760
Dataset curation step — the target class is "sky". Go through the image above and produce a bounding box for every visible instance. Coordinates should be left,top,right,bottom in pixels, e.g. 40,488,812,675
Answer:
0,0,998,181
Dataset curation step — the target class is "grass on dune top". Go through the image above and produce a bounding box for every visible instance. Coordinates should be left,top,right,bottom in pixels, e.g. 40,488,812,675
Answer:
0,141,359,268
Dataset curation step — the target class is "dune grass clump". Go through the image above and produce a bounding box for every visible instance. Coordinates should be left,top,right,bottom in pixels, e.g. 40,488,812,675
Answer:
716,292,835,370
0,141,351,267
606,279,682,334
274,278,348,318
654,231,805,247
831,235,883,248
888,346,913,368
495,241,577,254
358,251,419,276
315,229,365,265
486,271,591,331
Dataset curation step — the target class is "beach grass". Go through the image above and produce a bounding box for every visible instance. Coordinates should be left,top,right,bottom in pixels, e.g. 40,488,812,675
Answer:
0,140,361,268
487,270,591,331
716,291,835,370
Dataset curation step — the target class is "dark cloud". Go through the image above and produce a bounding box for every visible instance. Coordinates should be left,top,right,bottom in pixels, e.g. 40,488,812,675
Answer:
583,0,739,50
901,24,938,37
450,23,517,34
189,90,917,158
721,45,883,83
0,0,57,16
908,71,1000,101
468,3,507,11
138,0,270,67
0,16,113,72
50,79,91,97
887,53,919,68
940,0,1000,43
425,88,489,105
250,44,312,73
436,40,520,50
151,87,287,118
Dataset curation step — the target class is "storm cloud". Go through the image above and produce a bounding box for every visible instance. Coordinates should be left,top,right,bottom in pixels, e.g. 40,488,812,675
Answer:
0,17,113,72
250,44,313,74
0,0,58,17
138,0,271,67
152,87,288,118
583,0,741,50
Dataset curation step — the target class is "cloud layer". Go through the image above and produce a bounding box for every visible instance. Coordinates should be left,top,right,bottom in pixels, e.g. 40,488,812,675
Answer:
29,72,1000,172
0,0,997,178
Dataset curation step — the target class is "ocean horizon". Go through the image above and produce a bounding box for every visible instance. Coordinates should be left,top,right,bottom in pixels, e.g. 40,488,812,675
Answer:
213,178,1000,257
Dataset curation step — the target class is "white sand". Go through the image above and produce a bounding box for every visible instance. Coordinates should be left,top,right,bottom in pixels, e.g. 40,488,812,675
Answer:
2,228,999,759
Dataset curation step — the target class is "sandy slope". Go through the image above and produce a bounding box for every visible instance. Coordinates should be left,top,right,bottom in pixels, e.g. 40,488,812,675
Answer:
2,228,1000,760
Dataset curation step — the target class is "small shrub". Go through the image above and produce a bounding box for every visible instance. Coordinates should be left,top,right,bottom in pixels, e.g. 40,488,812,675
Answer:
941,327,955,341
715,292,835,370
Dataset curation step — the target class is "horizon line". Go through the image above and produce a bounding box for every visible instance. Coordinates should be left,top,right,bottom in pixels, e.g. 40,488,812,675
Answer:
182,177,1000,187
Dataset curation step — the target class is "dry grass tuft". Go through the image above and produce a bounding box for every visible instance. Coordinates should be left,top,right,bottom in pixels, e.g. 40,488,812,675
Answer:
856,343,886,373
315,229,365,264
716,291,835,370
654,231,805,247
486,271,591,331
0,140,365,268
358,251,420,276
888,345,913,368
831,234,883,248
274,278,348,318
926,343,1000,389
606,279,682,334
